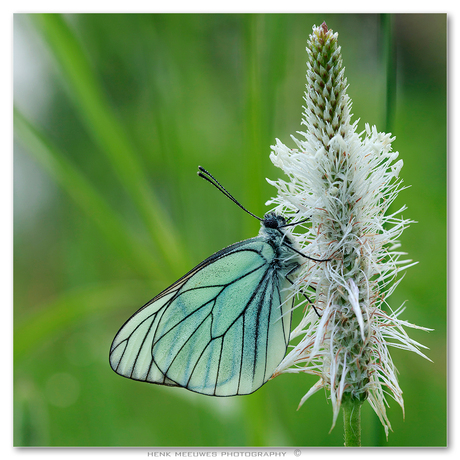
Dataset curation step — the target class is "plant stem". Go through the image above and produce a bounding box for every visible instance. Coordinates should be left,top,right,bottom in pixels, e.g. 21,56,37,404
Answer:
342,398,363,447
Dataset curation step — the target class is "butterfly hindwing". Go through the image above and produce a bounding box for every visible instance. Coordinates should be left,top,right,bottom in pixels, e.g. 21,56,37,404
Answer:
109,236,294,396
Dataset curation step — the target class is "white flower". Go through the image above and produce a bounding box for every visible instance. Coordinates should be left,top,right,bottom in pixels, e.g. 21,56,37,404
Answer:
268,22,431,437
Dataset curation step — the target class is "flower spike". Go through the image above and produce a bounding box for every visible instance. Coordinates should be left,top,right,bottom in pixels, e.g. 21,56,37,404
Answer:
268,23,431,439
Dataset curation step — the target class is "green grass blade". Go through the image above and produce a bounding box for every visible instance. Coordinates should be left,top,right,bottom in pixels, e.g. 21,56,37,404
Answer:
14,281,154,362
242,14,265,228
31,13,189,274
381,13,396,134
14,108,164,280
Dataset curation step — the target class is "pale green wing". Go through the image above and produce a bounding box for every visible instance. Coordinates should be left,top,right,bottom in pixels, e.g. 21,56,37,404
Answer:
109,237,293,396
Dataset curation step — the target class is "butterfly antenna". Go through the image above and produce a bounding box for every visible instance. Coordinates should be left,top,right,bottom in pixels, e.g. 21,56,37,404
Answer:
278,216,311,228
279,215,332,262
197,166,263,221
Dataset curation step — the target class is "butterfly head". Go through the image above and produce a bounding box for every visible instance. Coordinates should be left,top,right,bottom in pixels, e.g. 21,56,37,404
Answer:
260,213,294,245
262,212,287,230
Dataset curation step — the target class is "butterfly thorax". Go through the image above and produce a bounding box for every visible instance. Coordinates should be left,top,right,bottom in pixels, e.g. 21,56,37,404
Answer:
259,212,302,275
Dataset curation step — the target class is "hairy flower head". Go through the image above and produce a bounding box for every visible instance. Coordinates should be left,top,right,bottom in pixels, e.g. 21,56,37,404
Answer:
268,23,430,436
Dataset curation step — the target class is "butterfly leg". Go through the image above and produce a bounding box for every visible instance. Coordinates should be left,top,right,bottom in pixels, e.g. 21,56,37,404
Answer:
285,269,321,318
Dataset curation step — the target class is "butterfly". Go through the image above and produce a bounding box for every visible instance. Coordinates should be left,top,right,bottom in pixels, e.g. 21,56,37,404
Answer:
109,167,327,396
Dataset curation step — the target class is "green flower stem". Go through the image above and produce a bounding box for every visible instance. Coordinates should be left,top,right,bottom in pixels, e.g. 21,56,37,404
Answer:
342,398,363,447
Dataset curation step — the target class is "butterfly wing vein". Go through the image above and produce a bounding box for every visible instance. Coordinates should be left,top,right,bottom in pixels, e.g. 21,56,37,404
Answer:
109,238,293,396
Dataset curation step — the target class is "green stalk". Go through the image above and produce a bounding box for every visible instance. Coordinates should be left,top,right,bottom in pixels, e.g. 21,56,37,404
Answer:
243,14,265,232
342,398,363,447
381,13,396,134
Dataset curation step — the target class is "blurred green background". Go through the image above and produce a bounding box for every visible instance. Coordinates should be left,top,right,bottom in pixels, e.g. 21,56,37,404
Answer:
13,13,446,447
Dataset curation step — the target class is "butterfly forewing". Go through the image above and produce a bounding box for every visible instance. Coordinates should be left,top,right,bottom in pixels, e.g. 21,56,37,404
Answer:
109,235,296,396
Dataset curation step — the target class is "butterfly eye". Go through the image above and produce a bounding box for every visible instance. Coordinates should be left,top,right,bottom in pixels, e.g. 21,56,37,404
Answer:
262,213,281,229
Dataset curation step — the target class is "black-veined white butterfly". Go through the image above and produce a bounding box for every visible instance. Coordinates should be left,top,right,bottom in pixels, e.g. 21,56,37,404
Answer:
109,167,326,396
